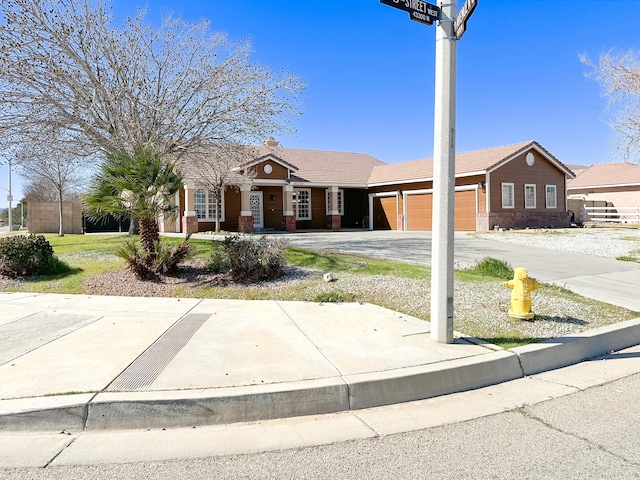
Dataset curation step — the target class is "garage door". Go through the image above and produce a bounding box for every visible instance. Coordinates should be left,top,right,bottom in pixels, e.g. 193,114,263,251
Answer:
373,196,397,230
405,190,477,231
407,194,432,230
453,190,477,231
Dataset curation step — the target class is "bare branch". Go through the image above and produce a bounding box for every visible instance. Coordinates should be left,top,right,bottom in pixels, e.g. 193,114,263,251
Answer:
0,0,305,160
582,50,640,161
180,144,257,232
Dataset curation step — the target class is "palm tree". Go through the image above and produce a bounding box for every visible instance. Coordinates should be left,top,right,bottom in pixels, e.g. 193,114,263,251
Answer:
84,148,183,256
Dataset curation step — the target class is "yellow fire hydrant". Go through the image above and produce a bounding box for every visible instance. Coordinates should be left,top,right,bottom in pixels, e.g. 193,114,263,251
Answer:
504,267,539,320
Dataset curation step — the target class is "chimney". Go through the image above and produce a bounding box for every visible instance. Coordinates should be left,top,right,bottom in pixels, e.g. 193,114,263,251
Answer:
264,137,279,148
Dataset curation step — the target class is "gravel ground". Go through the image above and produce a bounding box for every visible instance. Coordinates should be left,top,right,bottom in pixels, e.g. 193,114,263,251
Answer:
66,263,630,342
1,228,638,345
474,227,640,259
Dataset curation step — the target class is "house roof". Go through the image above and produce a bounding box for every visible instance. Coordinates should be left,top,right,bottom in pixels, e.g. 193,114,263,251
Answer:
565,163,590,176
244,145,386,186
367,141,574,186
567,162,640,189
180,140,573,189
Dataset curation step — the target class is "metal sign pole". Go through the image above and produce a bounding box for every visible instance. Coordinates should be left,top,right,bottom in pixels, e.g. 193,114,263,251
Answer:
380,0,476,344
430,1,457,344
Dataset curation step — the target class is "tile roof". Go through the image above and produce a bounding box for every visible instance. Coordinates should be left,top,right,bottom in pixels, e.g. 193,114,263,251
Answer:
367,141,572,185
567,162,640,189
179,140,573,188
565,163,589,176
242,145,386,185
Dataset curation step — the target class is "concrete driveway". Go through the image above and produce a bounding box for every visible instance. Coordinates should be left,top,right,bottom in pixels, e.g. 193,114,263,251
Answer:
276,230,640,312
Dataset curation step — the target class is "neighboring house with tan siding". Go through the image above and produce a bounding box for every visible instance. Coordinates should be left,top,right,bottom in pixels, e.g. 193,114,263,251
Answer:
567,162,640,206
166,139,574,234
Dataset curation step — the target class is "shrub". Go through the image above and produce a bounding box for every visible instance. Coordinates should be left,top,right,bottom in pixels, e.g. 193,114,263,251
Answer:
314,291,355,303
0,234,58,277
41,258,73,276
465,257,514,279
153,237,192,275
116,236,192,279
212,234,289,283
207,241,229,273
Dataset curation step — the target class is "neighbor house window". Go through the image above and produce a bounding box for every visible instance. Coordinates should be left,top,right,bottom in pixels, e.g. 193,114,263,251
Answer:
524,184,536,209
194,188,225,222
325,189,344,216
546,185,557,209
501,183,514,209
293,188,311,220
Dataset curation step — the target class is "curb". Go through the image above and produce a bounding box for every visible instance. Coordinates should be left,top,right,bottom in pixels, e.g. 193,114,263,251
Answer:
514,317,640,375
2,318,640,432
345,350,521,410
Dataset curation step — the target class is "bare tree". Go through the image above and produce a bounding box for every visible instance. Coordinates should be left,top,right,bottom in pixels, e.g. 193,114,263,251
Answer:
582,50,640,161
16,137,89,236
0,0,304,160
23,178,64,202
184,144,257,233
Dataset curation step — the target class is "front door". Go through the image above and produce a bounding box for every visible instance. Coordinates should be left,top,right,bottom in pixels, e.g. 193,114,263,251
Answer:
250,192,264,229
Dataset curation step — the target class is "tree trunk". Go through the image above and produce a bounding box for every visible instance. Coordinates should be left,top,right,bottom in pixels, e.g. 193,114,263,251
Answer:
215,194,221,233
128,216,138,235
139,217,159,254
57,187,64,236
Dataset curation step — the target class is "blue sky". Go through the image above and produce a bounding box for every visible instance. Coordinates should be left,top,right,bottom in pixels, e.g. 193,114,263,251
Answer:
2,0,640,208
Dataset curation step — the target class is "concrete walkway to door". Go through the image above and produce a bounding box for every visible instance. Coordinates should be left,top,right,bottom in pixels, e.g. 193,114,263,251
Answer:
265,230,640,312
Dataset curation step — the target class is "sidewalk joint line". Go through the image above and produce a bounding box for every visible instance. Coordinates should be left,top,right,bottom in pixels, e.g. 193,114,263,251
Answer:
0,313,104,367
274,300,345,376
42,435,78,468
513,351,525,377
353,412,383,438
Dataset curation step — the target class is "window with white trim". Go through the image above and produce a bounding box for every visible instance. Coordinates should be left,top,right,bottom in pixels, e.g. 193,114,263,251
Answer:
293,188,311,220
325,189,344,216
546,185,557,209
194,188,225,222
524,184,536,209
501,183,514,209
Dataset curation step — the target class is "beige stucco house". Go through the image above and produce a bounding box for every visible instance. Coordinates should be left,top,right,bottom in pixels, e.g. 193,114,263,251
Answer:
567,162,640,224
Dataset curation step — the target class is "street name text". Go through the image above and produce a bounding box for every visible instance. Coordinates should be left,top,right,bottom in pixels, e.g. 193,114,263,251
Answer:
379,0,440,26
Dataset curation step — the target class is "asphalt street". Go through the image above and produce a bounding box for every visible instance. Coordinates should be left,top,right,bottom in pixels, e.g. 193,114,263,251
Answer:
2,368,639,479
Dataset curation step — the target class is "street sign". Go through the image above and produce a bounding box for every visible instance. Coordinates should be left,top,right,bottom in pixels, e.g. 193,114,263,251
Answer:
454,0,478,40
379,0,440,26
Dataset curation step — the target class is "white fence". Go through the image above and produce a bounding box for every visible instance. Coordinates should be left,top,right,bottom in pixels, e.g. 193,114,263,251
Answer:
581,204,640,224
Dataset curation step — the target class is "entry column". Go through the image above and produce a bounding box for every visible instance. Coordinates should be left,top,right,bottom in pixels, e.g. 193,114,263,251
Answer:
327,186,341,231
238,184,254,233
182,181,198,234
283,185,296,232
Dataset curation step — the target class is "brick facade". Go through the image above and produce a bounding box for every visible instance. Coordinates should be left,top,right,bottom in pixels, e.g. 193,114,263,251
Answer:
182,215,198,234
284,215,296,232
330,214,341,231
477,211,571,231
238,215,253,233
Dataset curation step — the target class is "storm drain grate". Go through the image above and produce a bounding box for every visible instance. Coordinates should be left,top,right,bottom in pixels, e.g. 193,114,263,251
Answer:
108,313,211,391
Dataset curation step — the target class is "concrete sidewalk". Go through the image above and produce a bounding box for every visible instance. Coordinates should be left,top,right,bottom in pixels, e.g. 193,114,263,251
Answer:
2,291,640,433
